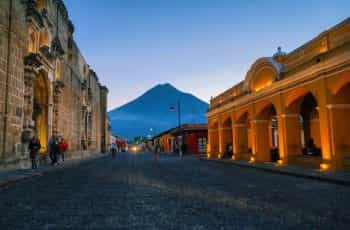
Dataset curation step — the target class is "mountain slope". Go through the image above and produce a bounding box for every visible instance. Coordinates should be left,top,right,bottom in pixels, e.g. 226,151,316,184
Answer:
108,83,208,139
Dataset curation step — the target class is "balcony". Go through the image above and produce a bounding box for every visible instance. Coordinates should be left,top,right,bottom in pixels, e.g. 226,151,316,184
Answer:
24,53,42,69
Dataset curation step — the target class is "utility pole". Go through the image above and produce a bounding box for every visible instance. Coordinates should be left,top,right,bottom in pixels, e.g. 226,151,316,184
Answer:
177,100,181,128
170,100,182,157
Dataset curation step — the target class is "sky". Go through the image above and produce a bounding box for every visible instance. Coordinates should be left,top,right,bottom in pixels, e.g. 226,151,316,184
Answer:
64,0,349,110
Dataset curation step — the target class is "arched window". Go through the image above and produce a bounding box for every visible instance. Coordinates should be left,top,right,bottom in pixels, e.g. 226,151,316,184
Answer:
251,67,276,92
55,59,62,79
39,29,50,48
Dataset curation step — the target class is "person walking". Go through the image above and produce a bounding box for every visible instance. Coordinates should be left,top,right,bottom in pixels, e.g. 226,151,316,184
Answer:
52,137,61,165
153,140,159,162
48,135,56,165
59,138,68,162
28,135,41,169
111,142,117,158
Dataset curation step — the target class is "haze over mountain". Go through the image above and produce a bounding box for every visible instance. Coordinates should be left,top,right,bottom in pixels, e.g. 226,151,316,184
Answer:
108,83,208,139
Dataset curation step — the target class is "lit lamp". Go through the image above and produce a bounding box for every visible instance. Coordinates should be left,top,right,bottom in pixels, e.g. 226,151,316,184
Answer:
320,163,330,171
249,156,255,163
169,100,181,128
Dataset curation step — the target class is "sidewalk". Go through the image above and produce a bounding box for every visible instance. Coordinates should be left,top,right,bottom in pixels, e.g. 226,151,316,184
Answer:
0,153,106,188
200,157,350,186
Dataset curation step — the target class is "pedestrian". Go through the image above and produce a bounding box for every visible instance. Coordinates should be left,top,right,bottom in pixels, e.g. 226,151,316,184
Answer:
59,137,68,162
153,140,159,162
52,137,61,165
48,135,57,165
111,142,117,157
28,135,41,169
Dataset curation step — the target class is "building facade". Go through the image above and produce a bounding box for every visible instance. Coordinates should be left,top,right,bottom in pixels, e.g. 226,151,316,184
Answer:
153,124,208,155
171,124,208,155
207,18,350,170
0,0,109,168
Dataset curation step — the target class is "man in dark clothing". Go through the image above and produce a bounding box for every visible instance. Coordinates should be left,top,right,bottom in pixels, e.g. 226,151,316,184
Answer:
49,135,60,165
29,136,41,169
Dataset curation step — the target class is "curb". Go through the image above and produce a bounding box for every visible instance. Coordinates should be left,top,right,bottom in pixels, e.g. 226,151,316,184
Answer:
200,157,350,186
0,154,106,189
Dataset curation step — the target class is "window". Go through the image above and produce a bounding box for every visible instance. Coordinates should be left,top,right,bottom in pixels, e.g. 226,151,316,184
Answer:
39,29,50,48
28,31,37,53
198,137,207,153
55,59,62,79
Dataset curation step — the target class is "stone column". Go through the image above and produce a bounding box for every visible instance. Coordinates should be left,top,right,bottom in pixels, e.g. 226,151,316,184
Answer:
326,104,350,169
278,114,302,164
208,128,219,158
251,120,270,162
233,123,249,159
316,79,334,170
23,68,37,130
218,121,224,158
52,80,64,136
20,68,38,169
207,128,213,156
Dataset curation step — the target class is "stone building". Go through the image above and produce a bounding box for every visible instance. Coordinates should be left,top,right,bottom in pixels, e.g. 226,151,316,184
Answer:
0,0,109,168
207,18,350,170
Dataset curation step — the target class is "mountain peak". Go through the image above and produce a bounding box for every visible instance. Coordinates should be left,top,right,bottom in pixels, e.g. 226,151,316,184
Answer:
152,83,177,91
108,83,208,139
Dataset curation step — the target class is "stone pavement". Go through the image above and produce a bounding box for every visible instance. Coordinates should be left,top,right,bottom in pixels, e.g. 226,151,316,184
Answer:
0,152,349,229
201,157,350,186
0,153,105,188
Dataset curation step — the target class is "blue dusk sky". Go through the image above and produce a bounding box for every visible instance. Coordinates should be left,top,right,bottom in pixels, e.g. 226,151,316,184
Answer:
64,0,349,110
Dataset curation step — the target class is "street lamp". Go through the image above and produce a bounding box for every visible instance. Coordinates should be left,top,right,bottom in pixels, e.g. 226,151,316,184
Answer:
170,100,182,157
169,100,181,128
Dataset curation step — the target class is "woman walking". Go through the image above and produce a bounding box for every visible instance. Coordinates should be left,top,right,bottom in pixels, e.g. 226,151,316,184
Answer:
29,135,41,169
59,138,68,162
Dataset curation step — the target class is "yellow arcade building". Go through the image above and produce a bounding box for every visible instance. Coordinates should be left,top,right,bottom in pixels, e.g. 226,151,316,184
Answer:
207,18,350,171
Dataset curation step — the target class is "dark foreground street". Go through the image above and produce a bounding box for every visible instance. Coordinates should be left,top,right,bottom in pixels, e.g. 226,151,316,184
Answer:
1,152,350,229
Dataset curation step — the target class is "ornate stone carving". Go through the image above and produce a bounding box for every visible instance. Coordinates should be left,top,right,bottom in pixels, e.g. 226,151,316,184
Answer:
39,45,54,60
25,0,44,28
24,53,42,69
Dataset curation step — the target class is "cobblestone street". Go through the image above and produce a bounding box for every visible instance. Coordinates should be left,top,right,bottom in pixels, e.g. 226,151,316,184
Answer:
1,152,350,229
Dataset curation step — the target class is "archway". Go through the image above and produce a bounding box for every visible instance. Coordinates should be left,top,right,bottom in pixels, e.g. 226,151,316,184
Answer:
221,117,233,158
330,81,350,167
33,72,50,153
254,104,279,162
285,91,322,168
300,93,321,154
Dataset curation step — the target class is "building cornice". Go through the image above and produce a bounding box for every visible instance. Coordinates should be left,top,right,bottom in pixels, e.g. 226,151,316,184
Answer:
207,50,350,117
